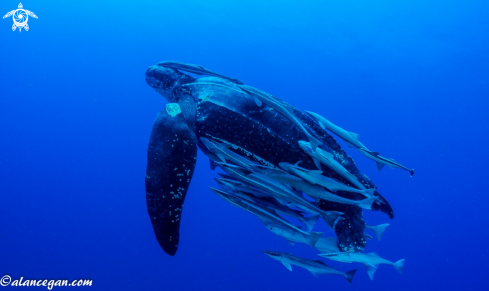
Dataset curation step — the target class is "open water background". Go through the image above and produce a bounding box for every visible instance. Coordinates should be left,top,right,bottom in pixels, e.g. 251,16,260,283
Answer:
1,0,488,290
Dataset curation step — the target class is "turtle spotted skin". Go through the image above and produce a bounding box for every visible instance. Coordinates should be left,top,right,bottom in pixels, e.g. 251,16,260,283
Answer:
144,61,394,256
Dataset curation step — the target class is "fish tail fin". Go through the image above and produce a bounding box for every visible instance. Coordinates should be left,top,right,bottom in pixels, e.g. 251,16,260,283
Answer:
368,223,390,241
300,214,320,232
358,196,377,210
364,188,376,197
304,231,324,249
344,269,357,284
410,169,415,176
393,259,405,274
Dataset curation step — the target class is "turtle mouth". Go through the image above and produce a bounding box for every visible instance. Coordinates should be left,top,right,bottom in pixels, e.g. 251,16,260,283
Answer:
145,65,196,103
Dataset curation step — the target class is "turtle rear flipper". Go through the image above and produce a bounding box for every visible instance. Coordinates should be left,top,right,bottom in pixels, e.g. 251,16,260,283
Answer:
145,105,197,256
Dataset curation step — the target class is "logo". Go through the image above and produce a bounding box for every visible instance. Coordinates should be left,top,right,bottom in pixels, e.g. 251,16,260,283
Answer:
3,3,37,32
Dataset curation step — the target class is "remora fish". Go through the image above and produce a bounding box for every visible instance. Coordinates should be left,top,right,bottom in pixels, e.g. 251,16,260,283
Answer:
200,137,257,169
217,163,343,230
215,178,320,232
264,224,340,253
298,141,367,190
318,252,405,280
305,111,367,150
305,111,414,176
279,161,376,200
215,175,272,198
306,110,367,149
210,187,324,248
279,161,375,198
358,148,415,176
315,237,341,253
263,251,357,284
251,164,368,209
156,60,244,85
239,85,323,151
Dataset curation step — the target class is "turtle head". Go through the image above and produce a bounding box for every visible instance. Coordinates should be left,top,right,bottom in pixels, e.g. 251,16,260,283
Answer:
145,65,195,103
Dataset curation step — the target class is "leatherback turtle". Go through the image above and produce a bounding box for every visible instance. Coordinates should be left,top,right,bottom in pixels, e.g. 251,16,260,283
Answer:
144,61,394,256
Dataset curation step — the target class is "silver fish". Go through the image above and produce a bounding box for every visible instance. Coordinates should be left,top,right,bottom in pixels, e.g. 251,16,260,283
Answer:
305,111,367,150
210,187,323,248
272,163,377,210
358,148,414,176
200,137,258,169
215,178,320,232
265,224,340,253
217,163,343,230
298,141,370,192
263,251,357,284
305,111,414,176
315,237,340,253
318,251,405,280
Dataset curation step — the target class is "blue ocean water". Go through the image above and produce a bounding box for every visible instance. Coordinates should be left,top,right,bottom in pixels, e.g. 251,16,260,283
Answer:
1,0,488,290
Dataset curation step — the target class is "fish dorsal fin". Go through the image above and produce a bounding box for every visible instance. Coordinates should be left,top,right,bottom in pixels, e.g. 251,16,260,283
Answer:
281,261,292,271
376,162,385,172
287,239,295,246
254,96,262,107
257,216,278,227
317,121,325,130
307,170,323,176
312,259,327,265
369,252,381,259
344,140,357,148
294,160,302,166
200,137,217,149
220,143,232,149
313,158,322,171
217,173,232,179
320,150,334,159
348,131,360,141
239,167,254,176
216,153,226,163
370,151,380,156
310,271,322,278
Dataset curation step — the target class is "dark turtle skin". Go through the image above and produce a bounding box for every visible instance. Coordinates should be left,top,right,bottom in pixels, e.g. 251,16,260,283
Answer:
145,63,394,256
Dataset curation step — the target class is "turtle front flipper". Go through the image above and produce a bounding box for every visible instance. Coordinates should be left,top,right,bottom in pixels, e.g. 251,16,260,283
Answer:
145,104,197,256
